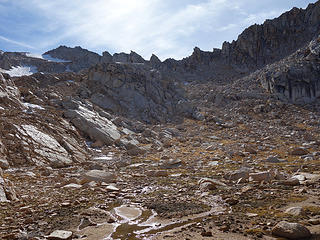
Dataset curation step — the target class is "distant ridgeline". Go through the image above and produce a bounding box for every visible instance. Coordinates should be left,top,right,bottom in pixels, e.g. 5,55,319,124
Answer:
0,1,319,103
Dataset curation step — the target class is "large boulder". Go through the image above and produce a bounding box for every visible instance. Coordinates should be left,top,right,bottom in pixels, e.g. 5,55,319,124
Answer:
272,221,311,239
64,101,121,145
82,170,117,183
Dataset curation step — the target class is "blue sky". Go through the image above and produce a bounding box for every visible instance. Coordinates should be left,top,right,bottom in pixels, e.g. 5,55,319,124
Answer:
0,0,316,60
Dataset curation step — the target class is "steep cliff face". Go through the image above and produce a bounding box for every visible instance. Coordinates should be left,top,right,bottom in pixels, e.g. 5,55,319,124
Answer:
221,2,320,70
258,35,320,103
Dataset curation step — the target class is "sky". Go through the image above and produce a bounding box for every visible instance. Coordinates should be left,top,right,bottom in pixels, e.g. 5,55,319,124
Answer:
0,0,317,60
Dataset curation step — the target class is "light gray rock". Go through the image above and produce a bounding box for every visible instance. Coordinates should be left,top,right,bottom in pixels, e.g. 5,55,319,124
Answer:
279,178,300,186
265,156,281,163
116,138,146,156
0,185,7,202
0,159,9,169
0,175,17,202
64,104,121,145
285,207,306,216
198,178,227,188
83,170,117,183
272,221,311,239
160,159,183,169
15,124,73,167
48,230,73,240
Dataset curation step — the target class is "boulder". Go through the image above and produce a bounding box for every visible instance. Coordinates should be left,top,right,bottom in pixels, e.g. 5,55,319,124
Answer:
14,124,73,167
249,171,273,183
290,148,309,156
64,104,121,145
285,207,306,216
48,230,73,240
198,178,227,188
83,170,117,183
0,159,9,169
225,167,251,182
272,221,311,239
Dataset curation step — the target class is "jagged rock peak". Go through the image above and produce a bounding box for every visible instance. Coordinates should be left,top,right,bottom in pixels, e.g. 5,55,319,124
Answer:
221,1,320,69
44,45,101,60
150,54,161,67
112,51,146,63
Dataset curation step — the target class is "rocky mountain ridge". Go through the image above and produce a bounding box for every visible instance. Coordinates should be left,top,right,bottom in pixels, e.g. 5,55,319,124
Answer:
1,1,320,105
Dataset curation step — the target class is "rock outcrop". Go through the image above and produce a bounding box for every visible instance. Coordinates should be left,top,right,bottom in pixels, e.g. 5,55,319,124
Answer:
63,101,121,145
0,72,22,108
112,51,146,64
251,35,320,103
86,62,194,123
0,72,88,168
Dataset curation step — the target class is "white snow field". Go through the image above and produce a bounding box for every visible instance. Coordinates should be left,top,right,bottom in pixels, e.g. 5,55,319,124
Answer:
2,66,38,77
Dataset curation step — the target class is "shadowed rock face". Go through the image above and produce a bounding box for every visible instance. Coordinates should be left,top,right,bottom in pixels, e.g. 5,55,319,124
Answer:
257,35,320,103
44,46,147,72
87,62,194,123
44,46,101,72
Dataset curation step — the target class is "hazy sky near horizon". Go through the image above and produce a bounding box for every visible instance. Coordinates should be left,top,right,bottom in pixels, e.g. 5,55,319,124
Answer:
0,0,316,60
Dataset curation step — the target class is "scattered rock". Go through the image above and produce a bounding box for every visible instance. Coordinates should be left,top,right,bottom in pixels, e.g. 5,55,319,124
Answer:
308,218,320,225
244,145,257,154
198,178,227,188
146,170,168,177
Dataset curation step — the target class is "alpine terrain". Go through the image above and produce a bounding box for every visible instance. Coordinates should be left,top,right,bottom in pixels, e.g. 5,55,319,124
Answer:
0,1,320,240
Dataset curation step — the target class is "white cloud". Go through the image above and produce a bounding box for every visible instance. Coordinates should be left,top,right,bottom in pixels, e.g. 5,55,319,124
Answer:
0,35,35,49
21,0,241,59
3,0,316,59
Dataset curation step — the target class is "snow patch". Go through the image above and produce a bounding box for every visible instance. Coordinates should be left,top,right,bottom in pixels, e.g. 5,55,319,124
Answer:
22,102,45,110
42,54,71,63
4,66,37,77
26,52,71,63
25,53,43,59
